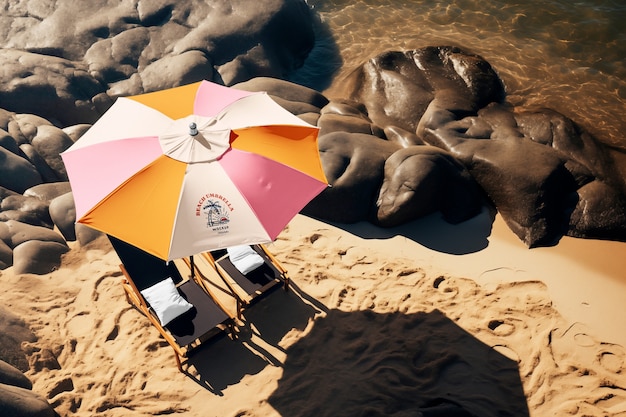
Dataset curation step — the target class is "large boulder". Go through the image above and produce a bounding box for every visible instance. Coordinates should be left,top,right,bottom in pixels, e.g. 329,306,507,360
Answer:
376,146,483,227
0,383,57,417
303,131,399,223
0,194,53,228
0,361,32,390
12,240,69,275
48,192,77,242
0,0,316,124
0,146,42,194
328,46,626,246
3,220,66,248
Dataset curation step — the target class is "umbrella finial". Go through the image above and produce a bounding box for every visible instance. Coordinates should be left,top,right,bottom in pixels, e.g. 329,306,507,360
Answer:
189,122,198,136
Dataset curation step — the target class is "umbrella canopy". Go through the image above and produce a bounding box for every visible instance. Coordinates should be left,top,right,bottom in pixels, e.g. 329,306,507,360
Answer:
61,80,328,261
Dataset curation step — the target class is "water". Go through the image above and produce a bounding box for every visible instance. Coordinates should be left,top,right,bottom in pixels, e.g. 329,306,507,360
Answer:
291,0,626,174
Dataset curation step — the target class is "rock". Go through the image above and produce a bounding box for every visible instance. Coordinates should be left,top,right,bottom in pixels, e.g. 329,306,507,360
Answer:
30,125,74,181
0,49,107,126
0,128,22,155
6,114,54,144
12,240,69,274
18,144,61,183
75,224,104,246
24,183,72,202
234,77,329,109
384,125,426,148
0,194,52,228
0,383,56,417
0,221,9,242
376,146,483,227
0,186,20,203
140,51,214,92
49,192,77,242
0,240,11,269
4,220,67,248
0,146,42,194
332,46,626,245
0,1,315,119
62,124,92,143
568,180,626,241
318,101,385,138
0,360,32,390
303,131,400,223
333,46,504,133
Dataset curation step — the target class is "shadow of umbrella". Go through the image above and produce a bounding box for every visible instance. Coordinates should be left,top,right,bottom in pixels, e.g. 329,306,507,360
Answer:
268,308,529,417
184,284,325,395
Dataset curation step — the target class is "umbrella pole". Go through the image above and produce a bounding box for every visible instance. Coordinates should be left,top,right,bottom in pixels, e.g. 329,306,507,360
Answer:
190,255,195,279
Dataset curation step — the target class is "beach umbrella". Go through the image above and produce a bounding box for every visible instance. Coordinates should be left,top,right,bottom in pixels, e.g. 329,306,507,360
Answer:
61,80,328,261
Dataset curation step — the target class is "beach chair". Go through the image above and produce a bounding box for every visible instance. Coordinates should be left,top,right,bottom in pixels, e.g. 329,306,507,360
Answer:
108,236,235,372
191,244,290,319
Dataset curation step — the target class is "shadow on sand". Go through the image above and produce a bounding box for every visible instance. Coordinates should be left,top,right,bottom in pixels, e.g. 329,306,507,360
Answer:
326,206,496,255
183,283,326,395
268,308,529,417
185,283,529,417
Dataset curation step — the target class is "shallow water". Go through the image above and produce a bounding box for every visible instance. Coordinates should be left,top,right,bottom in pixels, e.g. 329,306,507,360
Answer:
293,0,626,173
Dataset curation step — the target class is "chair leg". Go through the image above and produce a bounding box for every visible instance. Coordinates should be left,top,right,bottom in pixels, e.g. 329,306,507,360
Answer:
174,350,183,372
237,300,243,320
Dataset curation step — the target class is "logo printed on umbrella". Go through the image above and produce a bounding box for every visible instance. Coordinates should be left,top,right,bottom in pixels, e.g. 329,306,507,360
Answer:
197,193,233,233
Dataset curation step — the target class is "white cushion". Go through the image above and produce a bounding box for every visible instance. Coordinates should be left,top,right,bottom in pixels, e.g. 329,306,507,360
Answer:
140,277,193,326
227,245,265,275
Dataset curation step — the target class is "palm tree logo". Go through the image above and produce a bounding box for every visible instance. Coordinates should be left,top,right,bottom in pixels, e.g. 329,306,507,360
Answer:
202,199,229,227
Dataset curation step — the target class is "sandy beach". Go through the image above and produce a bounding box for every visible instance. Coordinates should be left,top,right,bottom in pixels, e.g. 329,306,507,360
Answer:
0,213,624,416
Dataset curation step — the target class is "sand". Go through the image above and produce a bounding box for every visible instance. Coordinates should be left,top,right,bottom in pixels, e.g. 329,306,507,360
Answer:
0,213,625,416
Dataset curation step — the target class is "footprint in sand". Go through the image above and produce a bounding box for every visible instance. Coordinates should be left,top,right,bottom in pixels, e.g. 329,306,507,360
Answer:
491,344,521,363
432,276,459,298
599,349,624,373
66,311,97,338
487,319,516,337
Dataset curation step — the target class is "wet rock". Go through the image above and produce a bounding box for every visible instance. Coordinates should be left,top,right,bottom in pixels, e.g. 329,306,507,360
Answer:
303,131,400,223
376,146,483,227
335,46,626,245
318,103,385,138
